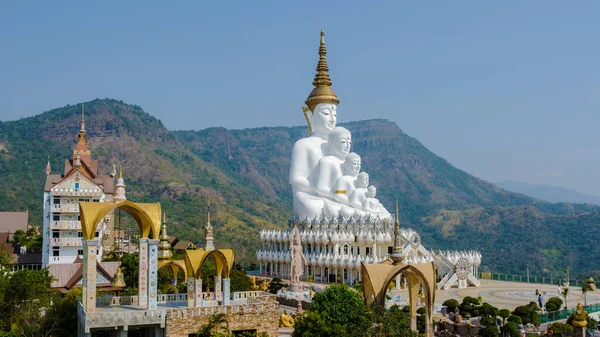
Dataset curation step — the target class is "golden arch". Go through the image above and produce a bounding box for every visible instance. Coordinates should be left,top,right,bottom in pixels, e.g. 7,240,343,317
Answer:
79,201,162,240
183,249,234,279
158,260,188,280
361,260,436,337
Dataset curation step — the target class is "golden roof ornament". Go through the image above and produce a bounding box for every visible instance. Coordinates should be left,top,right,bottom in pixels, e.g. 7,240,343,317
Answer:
304,30,340,113
45,156,51,176
391,200,403,263
158,212,173,259
77,103,88,146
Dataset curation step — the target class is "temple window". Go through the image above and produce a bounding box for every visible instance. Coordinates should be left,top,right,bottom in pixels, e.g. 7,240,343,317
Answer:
53,249,59,257
388,246,393,255
343,244,349,254
366,247,371,256
52,231,59,238
53,197,61,204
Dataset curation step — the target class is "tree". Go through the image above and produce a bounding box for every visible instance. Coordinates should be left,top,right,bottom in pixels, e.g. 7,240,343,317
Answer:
550,322,573,337
293,311,346,337
305,284,371,337
581,283,588,306
196,313,229,337
43,288,82,337
545,297,563,312
504,322,520,337
561,287,570,310
267,278,287,294
367,305,418,337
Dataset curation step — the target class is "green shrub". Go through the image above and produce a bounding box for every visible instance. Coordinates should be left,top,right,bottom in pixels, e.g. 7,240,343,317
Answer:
442,299,459,311
480,325,499,337
550,322,573,336
504,322,520,337
481,315,495,326
507,315,522,324
462,296,480,305
546,297,563,311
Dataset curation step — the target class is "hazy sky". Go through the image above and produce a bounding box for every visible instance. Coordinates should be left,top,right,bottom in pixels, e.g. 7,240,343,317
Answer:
1,1,599,195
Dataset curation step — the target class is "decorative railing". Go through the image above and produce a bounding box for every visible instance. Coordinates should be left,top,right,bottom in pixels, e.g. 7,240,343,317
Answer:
51,189,103,197
96,296,139,307
540,303,600,324
157,293,187,303
50,237,83,247
478,272,597,288
79,301,165,333
52,204,80,213
165,302,279,319
50,220,81,230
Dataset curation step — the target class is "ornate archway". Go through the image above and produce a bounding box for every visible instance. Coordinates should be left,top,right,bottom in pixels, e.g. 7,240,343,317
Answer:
183,248,235,307
79,201,162,313
361,260,436,337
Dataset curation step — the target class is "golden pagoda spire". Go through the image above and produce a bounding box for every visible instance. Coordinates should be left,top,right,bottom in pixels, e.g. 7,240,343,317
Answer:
304,30,340,112
158,212,173,259
119,165,123,180
76,103,88,146
391,199,403,263
80,103,85,132
45,155,51,176
205,201,214,250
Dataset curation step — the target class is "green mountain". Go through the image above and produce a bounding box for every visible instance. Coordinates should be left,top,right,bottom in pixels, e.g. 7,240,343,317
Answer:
1,99,598,278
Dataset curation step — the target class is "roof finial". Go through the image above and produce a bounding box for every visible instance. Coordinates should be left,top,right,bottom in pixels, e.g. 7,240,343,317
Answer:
304,30,340,113
119,165,123,179
110,157,117,177
395,199,399,226
205,201,214,250
45,155,51,176
80,103,85,132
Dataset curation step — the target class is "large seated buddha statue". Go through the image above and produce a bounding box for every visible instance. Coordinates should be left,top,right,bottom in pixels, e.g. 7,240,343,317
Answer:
290,31,390,220
290,31,340,219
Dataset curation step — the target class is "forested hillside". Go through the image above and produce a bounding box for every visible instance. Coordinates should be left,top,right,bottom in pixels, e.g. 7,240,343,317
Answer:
1,99,598,277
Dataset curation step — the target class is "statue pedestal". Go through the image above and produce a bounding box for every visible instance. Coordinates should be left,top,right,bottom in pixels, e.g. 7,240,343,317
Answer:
288,283,303,293
574,327,586,337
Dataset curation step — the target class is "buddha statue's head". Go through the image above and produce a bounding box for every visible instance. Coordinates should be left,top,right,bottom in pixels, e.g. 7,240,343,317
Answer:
367,185,376,198
308,103,337,136
328,127,351,158
356,172,369,188
342,152,361,177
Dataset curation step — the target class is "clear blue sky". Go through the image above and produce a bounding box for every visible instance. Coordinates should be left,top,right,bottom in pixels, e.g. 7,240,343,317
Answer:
1,1,599,195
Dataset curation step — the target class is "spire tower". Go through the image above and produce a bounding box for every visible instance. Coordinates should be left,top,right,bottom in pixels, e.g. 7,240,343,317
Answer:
205,201,214,250
45,156,51,176
391,200,404,263
114,166,127,203
158,213,173,259
304,31,340,112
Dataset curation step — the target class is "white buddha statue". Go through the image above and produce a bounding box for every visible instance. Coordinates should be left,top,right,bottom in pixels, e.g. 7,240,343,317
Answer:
350,172,369,209
315,127,352,218
290,31,340,220
363,185,390,218
334,153,361,218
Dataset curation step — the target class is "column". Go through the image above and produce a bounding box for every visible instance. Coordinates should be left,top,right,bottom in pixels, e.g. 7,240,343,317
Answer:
259,262,263,275
407,275,420,333
214,275,223,301
396,274,402,290
222,278,231,305
138,238,149,308
82,239,99,313
147,239,159,310
194,278,203,307
187,277,195,307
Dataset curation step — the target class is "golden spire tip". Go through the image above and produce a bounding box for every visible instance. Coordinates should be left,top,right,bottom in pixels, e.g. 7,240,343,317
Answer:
119,165,123,179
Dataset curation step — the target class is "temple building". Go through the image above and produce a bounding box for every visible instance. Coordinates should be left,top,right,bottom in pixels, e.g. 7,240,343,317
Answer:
256,31,482,290
42,105,117,266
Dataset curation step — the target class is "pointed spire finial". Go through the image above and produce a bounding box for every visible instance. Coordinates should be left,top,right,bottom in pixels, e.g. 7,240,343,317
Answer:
119,165,123,179
80,103,85,132
395,199,399,226
304,30,340,112
45,155,51,175
207,200,211,224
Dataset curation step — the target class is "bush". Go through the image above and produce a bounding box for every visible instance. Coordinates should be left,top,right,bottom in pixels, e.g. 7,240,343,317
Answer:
268,277,287,294
546,297,563,312
481,315,495,327
504,322,520,337
442,299,459,311
480,325,499,337
550,322,573,336
463,296,480,305
507,315,522,324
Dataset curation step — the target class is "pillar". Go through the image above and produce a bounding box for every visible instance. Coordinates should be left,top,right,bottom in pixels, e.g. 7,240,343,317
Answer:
407,275,420,333
147,239,159,310
215,275,222,301
187,277,195,307
396,274,402,290
138,238,149,308
194,278,203,307
222,278,231,305
82,239,99,313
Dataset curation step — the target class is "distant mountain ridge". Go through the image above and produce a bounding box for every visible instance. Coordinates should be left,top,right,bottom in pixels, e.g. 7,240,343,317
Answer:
1,98,599,278
497,180,600,206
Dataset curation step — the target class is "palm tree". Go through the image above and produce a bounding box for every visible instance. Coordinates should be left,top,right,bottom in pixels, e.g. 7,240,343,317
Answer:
582,284,588,307
561,287,569,310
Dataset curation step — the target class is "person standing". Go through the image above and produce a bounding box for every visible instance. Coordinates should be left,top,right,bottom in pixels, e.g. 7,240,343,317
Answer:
538,294,543,308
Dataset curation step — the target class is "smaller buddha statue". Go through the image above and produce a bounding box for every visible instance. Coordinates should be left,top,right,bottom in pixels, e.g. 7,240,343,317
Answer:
250,276,259,290
572,302,588,328
334,152,361,218
205,286,211,300
316,127,352,218
260,280,269,292
349,172,369,209
363,186,391,218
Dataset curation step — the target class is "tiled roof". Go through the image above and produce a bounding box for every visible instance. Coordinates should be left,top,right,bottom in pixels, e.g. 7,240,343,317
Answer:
0,212,29,239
